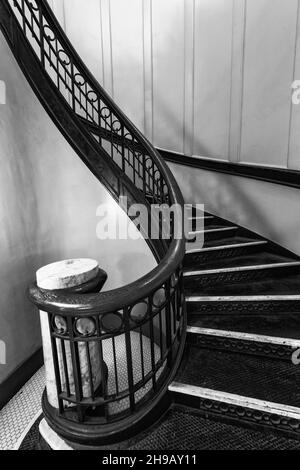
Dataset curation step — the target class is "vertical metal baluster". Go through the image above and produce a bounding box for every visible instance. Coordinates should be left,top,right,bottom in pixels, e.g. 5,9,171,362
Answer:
47,314,64,414
160,175,164,204
60,338,70,397
95,316,109,421
179,269,185,329
139,326,145,381
48,37,52,69
85,341,95,400
142,155,147,196
148,296,157,391
98,98,102,146
158,309,163,360
91,95,95,123
64,64,67,92
66,317,84,423
133,149,136,186
38,5,45,67
137,154,141,189
70,61,76,113
124,307,135,412
55,39,60,91
121,126,125,173
165,281,173,368
21,0,26,34
110,113,114,161
85,82,88,120
112,336,119,396
176,273,181,322
94,96,98,126
172,291,176,337
79,85,82,111
151,163,155,201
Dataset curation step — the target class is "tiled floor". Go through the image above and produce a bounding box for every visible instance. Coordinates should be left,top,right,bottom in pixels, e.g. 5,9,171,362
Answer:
0,367,45,450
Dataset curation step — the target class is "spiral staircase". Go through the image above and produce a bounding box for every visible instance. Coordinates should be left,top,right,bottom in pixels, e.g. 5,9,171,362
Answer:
2,0,300,450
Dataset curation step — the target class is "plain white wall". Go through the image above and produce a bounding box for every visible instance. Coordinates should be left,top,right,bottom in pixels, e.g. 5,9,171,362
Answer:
48,0,300,255
50,0,300,169
169,162,300,255
0,30,155,383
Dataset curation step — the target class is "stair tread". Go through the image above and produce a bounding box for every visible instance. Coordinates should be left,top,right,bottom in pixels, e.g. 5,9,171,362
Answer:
187,235,263,250
189,223,237,233
185,272,300,296
177,347,300,407
187,315,300,339
184,252,298,272
129,404,300,450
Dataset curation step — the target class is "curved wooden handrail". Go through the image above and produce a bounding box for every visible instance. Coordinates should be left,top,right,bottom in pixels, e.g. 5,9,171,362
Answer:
0,0,186,446
0,0,185,313
29,232,184,315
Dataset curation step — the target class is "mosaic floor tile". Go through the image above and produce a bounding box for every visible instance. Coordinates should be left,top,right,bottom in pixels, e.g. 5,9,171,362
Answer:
0,367,44,450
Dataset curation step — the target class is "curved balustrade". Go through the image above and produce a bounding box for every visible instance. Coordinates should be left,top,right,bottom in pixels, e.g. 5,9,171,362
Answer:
0,0,186,447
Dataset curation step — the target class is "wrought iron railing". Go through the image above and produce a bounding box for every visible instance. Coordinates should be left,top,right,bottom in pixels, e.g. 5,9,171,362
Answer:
5,0,171,210
0,0,186,447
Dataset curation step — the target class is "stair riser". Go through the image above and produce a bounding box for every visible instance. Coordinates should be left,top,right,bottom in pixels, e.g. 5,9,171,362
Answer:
184,244,266,268
187,313,300,340
189,217,227,230
186,300,300,315
186,332,296,361
171,391,300,440
184,265,300,291
202,230,238,245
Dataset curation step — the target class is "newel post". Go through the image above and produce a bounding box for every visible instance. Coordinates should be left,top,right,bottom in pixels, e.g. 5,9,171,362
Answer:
35,259,107,410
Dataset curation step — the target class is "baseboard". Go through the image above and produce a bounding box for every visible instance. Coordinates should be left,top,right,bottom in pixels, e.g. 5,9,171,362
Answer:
0,347,44,410
158,148,300,190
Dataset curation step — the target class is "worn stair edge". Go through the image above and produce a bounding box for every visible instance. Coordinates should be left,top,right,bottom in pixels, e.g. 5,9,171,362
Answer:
186,295,300,302
184,261,300,277
169,382,300,438
186,240,268,254
186,326,300,360
186,297,300,315
188,226,238,236
188,215,214,220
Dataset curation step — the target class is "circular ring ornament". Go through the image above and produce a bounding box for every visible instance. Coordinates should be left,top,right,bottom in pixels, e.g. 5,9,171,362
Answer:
43,25,56,42
58,49,71,66
101,312,123,333
153,288,166,309
129,301,149,324
75,317,96,337
53,315,68,335
100,106,112,120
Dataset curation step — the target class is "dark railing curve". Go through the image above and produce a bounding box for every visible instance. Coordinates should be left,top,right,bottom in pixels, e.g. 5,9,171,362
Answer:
0,0,186,447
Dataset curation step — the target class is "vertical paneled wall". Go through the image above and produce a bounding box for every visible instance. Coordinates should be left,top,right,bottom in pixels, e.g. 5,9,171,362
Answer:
50,0,300,170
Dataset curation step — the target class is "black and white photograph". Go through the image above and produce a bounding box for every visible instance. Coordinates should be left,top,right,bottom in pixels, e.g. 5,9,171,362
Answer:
1,0,300,455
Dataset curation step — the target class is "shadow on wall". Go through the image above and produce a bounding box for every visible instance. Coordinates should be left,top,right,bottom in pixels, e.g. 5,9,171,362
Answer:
168,162,300,254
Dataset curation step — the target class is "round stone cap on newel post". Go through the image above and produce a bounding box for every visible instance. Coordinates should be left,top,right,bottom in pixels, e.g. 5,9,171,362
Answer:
35,258,107,412
36,258,107,292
